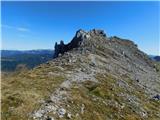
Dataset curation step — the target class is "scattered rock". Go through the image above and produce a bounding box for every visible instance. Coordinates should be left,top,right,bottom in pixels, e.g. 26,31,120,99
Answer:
136,78,139,82
153,94,160,100
46,116,54,120
76,113,79,117
67,113,72,119
34,110,44,118
120,103,125,109
58,108,66,118
141,111,148,117
81,104,85,114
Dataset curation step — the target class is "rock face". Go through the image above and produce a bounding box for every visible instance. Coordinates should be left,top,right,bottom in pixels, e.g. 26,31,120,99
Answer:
54,29,106,58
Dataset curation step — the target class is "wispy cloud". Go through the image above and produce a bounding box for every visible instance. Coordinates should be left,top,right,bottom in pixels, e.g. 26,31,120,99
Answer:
2,24,30,32
17,27,30,32
2,25,14,29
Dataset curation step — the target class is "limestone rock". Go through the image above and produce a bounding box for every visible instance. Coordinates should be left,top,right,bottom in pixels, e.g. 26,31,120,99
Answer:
57,108,66,118
67,113,72,119
53,29,107,58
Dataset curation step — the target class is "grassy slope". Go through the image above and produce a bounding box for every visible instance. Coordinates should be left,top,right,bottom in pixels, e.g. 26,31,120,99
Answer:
1,64,65,120
1,61,160,120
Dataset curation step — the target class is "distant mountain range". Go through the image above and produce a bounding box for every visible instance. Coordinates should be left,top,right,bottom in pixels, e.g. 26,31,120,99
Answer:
1,49,159,72
149,55,160,62
153,56,160,61
1,50,54,71
1,49,54,57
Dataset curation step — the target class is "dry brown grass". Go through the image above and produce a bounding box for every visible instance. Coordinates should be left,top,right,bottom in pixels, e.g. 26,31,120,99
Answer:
1,66,65,120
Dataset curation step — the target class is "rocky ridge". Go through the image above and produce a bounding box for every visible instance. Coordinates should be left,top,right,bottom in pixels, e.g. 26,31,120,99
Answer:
31,29,160,120
1,29,159,120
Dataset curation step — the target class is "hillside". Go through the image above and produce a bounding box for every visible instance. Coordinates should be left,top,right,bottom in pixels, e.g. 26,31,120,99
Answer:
1,29,160,120
1,50,53,71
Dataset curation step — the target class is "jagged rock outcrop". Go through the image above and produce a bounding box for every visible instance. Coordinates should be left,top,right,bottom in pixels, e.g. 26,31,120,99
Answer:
54,29,155,69
54,29,106,58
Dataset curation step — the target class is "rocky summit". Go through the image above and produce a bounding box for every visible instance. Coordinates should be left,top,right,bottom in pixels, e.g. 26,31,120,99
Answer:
54,29,106,58
1,29,160,120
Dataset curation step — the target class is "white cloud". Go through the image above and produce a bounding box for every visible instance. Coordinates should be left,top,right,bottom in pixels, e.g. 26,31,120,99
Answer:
2,24,30,32
17,27,30,32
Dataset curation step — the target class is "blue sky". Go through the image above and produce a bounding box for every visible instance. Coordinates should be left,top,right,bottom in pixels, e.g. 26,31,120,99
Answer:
1,1,160,55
